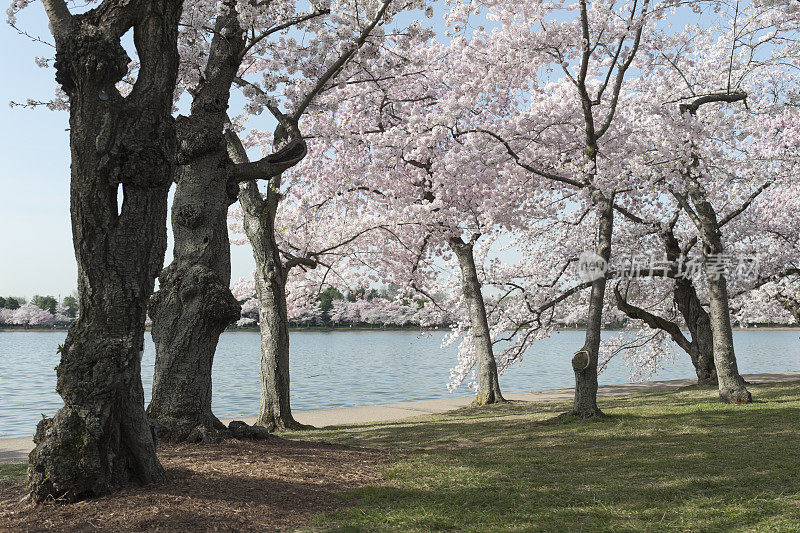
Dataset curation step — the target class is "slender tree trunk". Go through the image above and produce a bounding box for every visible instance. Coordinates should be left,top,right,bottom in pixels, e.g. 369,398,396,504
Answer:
28,0,182,502
227,133,306,431
147,6,245,442
571,195,613,418
703,261,751,403
686,186,751,403
449,237,505,405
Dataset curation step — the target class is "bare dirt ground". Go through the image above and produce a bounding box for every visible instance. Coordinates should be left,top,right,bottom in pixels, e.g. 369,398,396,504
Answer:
0,436,386,532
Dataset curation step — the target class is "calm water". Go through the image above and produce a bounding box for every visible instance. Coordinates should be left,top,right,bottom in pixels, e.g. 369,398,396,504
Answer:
0,329,798,438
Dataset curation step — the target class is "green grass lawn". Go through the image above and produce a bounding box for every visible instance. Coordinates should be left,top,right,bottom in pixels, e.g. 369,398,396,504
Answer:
2,382,797,531
0,463,26,483
297,381,800,532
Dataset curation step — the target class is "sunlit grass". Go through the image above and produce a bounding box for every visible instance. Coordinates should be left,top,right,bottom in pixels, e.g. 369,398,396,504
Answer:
296,381,800,532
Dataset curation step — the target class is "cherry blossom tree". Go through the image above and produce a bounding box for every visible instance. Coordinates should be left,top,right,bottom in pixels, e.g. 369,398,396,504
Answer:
584,1,800,395
227,123,399,427
0,303,56,327
442,0,665,417
626,2,798,403
9,0,182,500
148,0,422,439
289,30,557,404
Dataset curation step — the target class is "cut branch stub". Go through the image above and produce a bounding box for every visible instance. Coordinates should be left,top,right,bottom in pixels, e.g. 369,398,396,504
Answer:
572,349,590,371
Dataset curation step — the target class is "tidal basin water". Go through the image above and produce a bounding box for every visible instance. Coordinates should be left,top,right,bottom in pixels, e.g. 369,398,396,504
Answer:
1,329,798,438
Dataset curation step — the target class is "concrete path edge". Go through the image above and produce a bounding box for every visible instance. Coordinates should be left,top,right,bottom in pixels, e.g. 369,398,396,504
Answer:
1,371,797,464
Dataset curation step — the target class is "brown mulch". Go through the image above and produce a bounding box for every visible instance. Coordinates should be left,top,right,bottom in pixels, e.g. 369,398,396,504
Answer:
0,436,388,532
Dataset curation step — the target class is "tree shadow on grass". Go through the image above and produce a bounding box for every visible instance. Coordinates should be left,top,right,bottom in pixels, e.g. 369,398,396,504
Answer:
313,382,800,531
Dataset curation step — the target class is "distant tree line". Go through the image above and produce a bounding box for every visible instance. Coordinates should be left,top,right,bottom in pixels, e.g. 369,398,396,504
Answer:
234,285,451,329
0,294,79,327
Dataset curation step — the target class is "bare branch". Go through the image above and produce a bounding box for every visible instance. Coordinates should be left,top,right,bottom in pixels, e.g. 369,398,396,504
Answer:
679,91,747,116
243,9,331,55
613,283,693,353
595,0,649,138
229,138,306,182
456,128,584,188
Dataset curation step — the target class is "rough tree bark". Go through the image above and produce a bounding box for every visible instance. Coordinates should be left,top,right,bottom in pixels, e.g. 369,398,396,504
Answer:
147,0,380,437
147,3,244,443
673,93,751,404
662,228,716,384
571,194,613,418
673,281,716,384
28,0,182,502
449,237,505,405
683,184,751,403
613,228,717,385
226,130,309,431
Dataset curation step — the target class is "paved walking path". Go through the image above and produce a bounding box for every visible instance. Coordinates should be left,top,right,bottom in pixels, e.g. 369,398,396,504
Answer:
2,371,797,464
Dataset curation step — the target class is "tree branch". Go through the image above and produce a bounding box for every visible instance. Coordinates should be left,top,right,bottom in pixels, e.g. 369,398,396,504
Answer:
41,0,71,37
456,128,584,188
719,180,772,227
292,0,392,119
678,91,747,116
613,283,693,354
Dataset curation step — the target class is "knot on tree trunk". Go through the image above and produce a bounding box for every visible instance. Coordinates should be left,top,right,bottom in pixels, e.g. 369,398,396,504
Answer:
113,115,176,189
174,203,205,229
572,349,590,371
54,22,129,94
175,116,229,164
151,264,241,326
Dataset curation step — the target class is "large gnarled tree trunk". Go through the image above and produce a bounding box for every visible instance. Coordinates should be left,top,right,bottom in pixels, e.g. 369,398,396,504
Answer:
28,0,182,502
449,237,505,405
147,4,244,443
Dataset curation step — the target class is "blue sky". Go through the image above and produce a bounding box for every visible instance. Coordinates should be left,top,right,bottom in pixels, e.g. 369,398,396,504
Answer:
0,2,453,299
1,5,76,298
0,5,258,298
